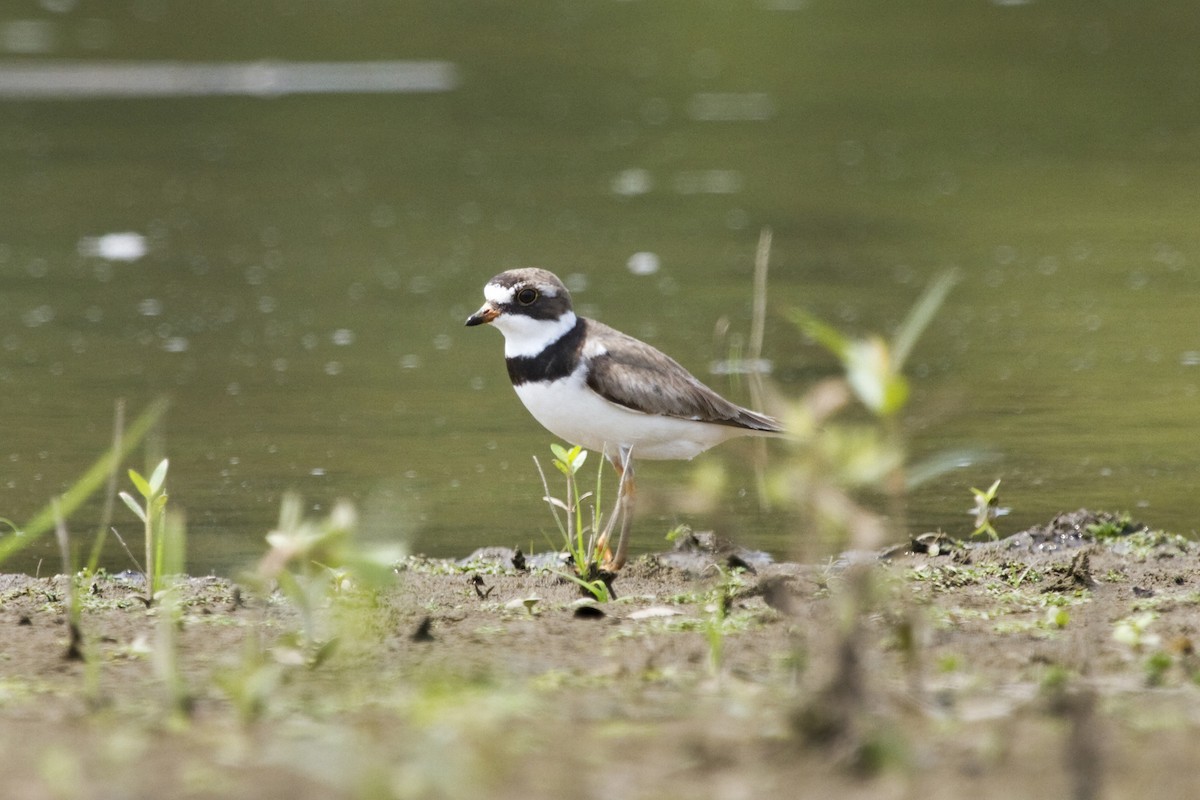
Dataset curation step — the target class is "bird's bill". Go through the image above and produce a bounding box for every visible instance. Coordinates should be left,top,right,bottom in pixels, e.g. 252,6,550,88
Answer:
465,302,501,327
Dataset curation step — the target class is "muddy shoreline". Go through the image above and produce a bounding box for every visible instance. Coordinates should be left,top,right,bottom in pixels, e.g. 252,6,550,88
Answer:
3,510,1200,798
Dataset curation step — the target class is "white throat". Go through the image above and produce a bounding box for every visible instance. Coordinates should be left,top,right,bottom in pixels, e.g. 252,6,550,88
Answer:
495,310,577,358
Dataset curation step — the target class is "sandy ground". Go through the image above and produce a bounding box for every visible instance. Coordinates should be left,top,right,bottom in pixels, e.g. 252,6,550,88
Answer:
3,510,1200,799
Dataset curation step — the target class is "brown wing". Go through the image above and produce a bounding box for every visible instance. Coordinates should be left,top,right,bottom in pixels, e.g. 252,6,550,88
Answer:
582,320,782,432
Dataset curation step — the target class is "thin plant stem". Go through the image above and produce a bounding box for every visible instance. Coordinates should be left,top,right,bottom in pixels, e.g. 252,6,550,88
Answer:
144,495,155,596
748,226,771,383
565,459,578,564
155,510,189,719
109,527,144,575
589,446,608,563
53,500,84,661
532,456,567,539
883,415,907,545
749,226,773,511
0,397,169,565
86,399,126,575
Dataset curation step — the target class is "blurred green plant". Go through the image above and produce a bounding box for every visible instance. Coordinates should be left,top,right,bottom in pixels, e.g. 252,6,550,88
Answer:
780,269,960,772
1112,611,1159,652
250,492,402,667
115,457,191,717
154,509,191,721
0,397,169,566
213,630,286,726
702,565,745,677
84,400,128,577
772,269,962,553
52,501,85,664
789,268,955,421
213,492,402,724
969,478,1004,540
1144,650,1173,687
49,451,190,719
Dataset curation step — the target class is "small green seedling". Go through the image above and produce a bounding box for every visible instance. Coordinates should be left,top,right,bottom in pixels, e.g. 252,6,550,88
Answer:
1045,607,1070,630
534,444,613,601
154,510,191,720
703,565,744,676
551,443,594,567
664,524,692,544
0,397,169,567
1085,513,1134,540
213,631,285,725
1113,611,1160,652
1145,651,1173,687
119,459,170,597
254,493,399,666
969,479,1006,540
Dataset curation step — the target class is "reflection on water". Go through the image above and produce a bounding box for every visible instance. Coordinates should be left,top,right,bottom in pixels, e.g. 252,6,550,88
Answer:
0,60,458,98
77,231,147,261
1,1,1199,575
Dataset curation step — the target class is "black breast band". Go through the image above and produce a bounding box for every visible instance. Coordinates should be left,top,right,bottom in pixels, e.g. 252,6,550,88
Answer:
506,318,587,386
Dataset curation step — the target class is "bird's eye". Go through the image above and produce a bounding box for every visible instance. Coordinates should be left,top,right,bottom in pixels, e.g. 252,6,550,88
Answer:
517,288,538,305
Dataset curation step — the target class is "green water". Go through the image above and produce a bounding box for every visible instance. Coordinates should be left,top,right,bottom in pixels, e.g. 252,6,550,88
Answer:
2,1,1198,574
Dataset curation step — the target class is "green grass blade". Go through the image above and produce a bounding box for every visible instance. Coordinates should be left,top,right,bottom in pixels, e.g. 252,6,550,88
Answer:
789,309,851,361
0,397,170,565
160,510,186,580
891,269,958,371
553,569,610,603
904,447,999,490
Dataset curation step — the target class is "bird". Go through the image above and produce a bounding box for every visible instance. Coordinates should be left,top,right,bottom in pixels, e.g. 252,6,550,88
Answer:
465,268,784,570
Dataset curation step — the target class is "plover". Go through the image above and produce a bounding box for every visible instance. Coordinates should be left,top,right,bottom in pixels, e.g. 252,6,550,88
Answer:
466,268,783,569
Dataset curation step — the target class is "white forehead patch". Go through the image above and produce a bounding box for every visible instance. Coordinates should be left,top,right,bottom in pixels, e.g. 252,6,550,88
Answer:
485,277,559,306
484,283,515,305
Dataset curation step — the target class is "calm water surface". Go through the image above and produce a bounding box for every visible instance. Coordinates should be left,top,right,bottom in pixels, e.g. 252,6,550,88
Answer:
2,2,1198,574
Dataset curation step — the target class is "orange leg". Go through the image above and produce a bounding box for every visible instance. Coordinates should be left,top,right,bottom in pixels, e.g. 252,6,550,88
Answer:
597,447,635,571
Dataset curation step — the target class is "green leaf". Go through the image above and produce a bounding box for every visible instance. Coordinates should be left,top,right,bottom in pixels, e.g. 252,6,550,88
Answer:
891,269,958,372
551,443,588,475
148,458,169,495
844,337,891,415
128,469,152,499
554,569,610,603
276,491,304,534
542,496,571,513
120,492,148,523
880,373,910,417
789,309,851,360
0,397,169,565
309,638,339,669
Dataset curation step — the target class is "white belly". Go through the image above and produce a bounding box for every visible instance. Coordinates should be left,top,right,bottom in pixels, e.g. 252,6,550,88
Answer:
512,369,749,460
